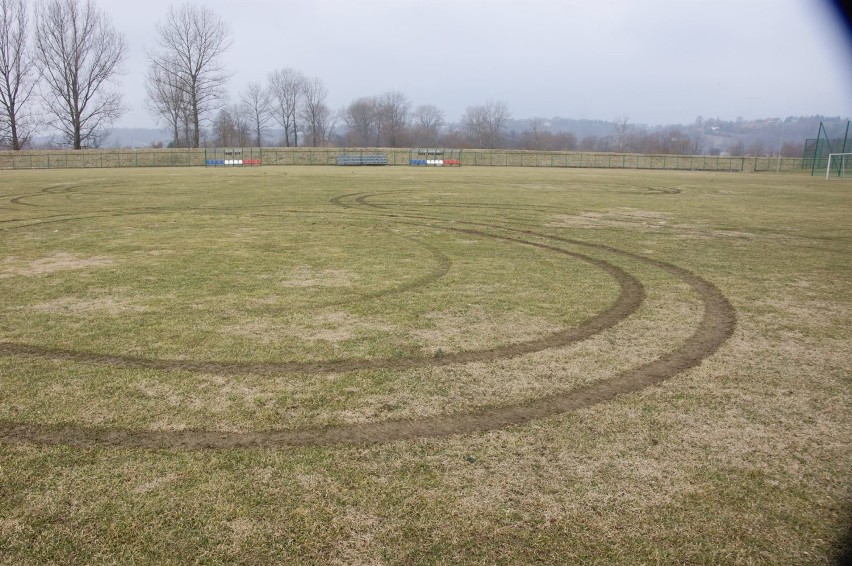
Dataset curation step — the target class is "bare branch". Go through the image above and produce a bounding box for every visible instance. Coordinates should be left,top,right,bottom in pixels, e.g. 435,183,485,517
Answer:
0,0,39,149
412,104,444,147
267,67,305,147
148,3,232,148
462,100,510,149
211,103,249,147
240,81,271,147
300,76,333,147
145,57,190,147
34,0,126,149
376,91,410,148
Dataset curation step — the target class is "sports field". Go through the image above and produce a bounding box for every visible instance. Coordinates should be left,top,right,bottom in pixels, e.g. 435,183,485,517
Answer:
0,166,849,563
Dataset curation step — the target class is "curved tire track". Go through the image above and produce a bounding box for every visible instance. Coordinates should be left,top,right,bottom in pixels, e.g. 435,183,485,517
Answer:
0,190,735,450
0,231,642,375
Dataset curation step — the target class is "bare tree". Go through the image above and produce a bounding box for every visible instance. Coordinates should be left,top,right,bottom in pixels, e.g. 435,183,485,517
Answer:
412,104,444,147
34,0,126,149
145,57,190,147
300,76,333,147
780,140,802,158
343,96,378,146
240,81,271,147
462,100,510,149
728,139,746,157
463,102,488,148
211,103,249,147
746,139,766,157
267,67,304,147
687,115,705,155
613,114,630,152
522,117,548,151
149,3,231,148
579,135,600,151
0,0,38,149
376,90,410,147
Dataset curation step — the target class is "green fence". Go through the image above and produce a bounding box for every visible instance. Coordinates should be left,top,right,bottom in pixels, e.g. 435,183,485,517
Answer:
0,147,804,173
803,121,851,175
0,148,203,169
457,151,802,172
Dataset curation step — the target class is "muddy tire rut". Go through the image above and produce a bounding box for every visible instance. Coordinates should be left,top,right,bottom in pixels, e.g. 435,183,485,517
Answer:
0,191,735,450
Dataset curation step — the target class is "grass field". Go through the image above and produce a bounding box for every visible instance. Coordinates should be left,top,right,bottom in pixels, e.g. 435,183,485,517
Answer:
0,166,849,564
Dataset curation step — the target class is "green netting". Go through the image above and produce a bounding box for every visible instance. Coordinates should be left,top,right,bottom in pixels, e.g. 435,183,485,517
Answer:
805,121,851,175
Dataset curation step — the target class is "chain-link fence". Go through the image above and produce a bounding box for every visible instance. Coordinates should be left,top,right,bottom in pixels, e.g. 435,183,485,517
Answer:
0,147,804,173
0,148,201,169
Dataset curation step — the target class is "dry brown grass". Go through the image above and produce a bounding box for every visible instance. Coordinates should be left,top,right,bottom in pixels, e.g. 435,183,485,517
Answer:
0,166,849,564
279,267,358,288
0,252,114,278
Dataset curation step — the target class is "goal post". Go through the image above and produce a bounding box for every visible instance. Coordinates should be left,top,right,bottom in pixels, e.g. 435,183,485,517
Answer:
825,153,852,179
807,120,850,175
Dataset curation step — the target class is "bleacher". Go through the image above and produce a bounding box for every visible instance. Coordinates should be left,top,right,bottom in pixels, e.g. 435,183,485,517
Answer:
335,154,388,166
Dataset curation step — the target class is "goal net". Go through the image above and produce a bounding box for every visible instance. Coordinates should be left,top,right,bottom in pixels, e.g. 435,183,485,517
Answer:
806,120,850,175
826,153,852,179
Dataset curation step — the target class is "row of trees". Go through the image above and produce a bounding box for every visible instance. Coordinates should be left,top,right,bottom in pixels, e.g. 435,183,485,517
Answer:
0,0,810,155
206,84,512,150
144,4,511,149
0,0,125,149
202,71,336,149
1,0,513,150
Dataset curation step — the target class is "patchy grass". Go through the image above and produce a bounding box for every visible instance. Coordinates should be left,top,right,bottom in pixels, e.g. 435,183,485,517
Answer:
0,166,850,564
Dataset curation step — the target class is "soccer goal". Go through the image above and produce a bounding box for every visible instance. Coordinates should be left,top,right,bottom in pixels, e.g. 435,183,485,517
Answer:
825,153,852,179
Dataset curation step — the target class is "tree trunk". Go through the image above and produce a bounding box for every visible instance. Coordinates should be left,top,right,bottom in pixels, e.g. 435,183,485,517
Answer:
9,106,19,150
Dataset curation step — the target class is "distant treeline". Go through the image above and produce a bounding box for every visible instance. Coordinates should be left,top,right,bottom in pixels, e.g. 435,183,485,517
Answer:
2,1,843,157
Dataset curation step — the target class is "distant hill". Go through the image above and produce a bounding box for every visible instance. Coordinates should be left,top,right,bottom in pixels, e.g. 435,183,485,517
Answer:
24,115,847,156
104,128,172,148
505,117,616,140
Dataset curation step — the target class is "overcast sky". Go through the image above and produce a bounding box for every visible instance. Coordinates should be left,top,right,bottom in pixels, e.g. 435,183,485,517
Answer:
100,0,852,129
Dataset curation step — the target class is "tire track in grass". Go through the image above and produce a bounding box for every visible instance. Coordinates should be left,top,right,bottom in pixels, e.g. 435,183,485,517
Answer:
0,232,642,375
0,190,736,449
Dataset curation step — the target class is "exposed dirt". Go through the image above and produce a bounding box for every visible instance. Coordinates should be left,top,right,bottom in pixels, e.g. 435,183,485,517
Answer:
0,252,114,278
5,184,80,208
0,191,736,449
643,186,682,195
548,210,670,230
